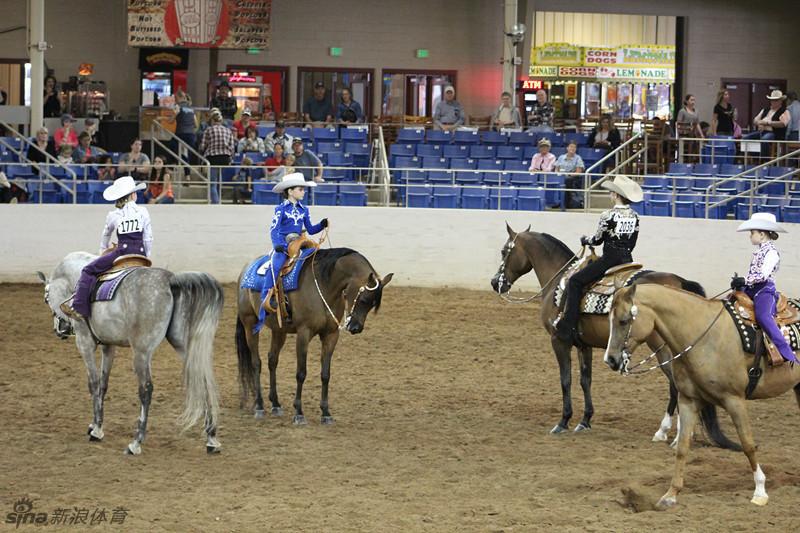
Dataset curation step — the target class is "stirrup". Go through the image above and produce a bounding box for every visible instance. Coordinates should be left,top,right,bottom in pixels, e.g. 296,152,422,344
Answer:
60,302,85,321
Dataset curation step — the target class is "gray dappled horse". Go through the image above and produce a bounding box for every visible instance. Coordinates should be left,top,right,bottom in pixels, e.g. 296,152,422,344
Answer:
38,251,224,455
236,248,392,424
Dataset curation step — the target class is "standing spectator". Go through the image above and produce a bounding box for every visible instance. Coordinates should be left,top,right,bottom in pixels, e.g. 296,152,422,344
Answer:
200,111,236,203
588,115,622,163
27,127,56,175
118,138,151,181
238,125,265,154
54,114,78,151
95,154,117,182
711,89,737,137
73,131,104,163
142,155,174,204
528,138,556,172
263,143,285,170
264,120,293,152
43,75,61,118
262,95,275,121
527,90,554,132
433,85,464,131
57,144,74,166
174,87,192,106
336,88,364,124
83,118,105,150
210,82,237,120
676,94,704,138
173,93,198,174
292,138,323,183
303,81,334,126
233,109,253,138
490,91,522,130
232,156,254,204
555,141,586,208
786,91,800,141
744,90,791,157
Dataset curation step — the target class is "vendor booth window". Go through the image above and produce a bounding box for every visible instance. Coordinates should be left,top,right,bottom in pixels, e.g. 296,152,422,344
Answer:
226,65,289,117
297,68,373,121
381,70,457,118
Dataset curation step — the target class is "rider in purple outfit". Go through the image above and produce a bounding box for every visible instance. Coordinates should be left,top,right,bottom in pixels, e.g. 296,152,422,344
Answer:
731,212,798,364
62,176,153,319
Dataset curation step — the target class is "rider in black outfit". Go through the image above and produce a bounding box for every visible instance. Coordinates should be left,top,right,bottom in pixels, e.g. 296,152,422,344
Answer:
555,175,643,343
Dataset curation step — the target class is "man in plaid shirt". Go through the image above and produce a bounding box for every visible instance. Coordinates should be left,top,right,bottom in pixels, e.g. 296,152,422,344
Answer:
200,112,236,203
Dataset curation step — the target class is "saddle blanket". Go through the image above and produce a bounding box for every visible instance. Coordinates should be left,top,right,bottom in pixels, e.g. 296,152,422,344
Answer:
553,259,649,315
724,297,800,354
240,248,317,293
90,268,139,303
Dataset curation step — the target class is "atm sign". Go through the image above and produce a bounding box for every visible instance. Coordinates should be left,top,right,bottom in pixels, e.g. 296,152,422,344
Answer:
521,80,544,90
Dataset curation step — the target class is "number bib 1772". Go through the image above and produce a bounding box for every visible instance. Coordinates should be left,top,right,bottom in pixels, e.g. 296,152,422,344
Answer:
117,215,142,235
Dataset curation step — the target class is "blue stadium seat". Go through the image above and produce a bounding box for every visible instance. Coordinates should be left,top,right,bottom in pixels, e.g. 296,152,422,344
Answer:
666,162,692,175
453,130,480,145
390,143,415,158
717,164,744,177
316,142,344,155
449,158,477,170
454,170,482,186
692,163,718,176
426,130,452,144
522,146,539,161
497,145,524,160
510,172,537,187
508,132,535,145
394,156,421,169
758,203,782,221
431,185,459,208
642,175,667,190
257,125,272,138
516,188,545,211
253,183,282,205
397,128,426,144
345,142,370,168
469,145,496,159
503,160,528,173
405,185,432,207
460,186,489,209
481,131,507,145
421,157,448,169
488,188,516,210
564,132,590,146
542,175,565,208
286,127,304,138
477,159,504,176
426,170,453,184
416,144,443,158
27,180,60,203
782,205,800,223
340,127,368,143
444,144,470,159
339,183,367,206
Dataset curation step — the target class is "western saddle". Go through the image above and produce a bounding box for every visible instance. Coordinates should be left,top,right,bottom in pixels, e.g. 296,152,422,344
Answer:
262,234,321,327
732,291,799,367
97,254,152,282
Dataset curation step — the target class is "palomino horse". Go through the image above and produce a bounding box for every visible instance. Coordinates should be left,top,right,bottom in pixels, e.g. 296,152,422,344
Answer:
38,252,224,455
605,283,800,507
490,224,737,449
236,248,392,424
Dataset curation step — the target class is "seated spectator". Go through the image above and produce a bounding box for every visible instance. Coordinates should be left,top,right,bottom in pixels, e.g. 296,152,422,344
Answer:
264,120,293,152
303,81,334,126
263,143,285,170
95,154,117,182
73,131,104,163
588,114,621,154
555,141,586,208
232,156,254,204
118,138,151,181
433,86,464,131
490,91,521,130
238,125,265,154
292,138,323,182
27,127,56,175
336,88,364,124
54,114,78,151
83,118,105,149
57,144,74,165
744,90,791,156
233,109,253,139
527,90,554,133
0,169,28,203
528,138,556,172
267,153,295,181
142,155,174,204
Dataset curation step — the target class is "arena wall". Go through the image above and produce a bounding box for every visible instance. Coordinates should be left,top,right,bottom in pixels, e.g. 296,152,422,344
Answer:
3,205,799,296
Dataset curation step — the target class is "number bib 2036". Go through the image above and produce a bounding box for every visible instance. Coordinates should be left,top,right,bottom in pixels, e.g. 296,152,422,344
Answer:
615,215,637,235
117,215,142,235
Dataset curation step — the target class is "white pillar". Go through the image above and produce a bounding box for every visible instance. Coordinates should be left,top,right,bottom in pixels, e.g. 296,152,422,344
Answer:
29,0,46,133
502,0,519,97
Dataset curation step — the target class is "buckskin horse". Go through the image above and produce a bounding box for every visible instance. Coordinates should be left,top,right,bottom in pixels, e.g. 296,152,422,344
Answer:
38,251,224,455
490,224,737,449
605,283,800,507
236,247,392,424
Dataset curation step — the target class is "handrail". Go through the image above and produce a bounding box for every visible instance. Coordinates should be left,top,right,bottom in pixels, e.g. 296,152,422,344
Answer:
150,120,211,202
371,126,391,206
582,131,643,211
705,166,800,218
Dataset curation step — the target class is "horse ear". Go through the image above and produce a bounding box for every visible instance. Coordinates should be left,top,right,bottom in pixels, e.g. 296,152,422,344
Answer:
381,273,393,286
506,222,516,239
35,271,47,284
525,224,531,232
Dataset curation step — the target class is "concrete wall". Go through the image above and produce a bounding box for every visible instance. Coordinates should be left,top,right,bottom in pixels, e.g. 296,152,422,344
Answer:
3,205,800,298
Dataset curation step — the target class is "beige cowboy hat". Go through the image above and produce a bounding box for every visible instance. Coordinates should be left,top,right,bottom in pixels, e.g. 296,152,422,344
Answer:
766,90,786,100
271,172,318,193
737,212,786,233
601,175,643,203
103,175,146,201
537,137,551,147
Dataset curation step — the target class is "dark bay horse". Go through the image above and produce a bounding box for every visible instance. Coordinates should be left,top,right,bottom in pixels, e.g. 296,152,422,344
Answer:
490,224,737,449
606,284,800,507
236,248,393,424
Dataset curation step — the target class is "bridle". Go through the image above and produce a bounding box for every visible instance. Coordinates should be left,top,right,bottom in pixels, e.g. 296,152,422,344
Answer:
44,283,73,338
311,250,381,330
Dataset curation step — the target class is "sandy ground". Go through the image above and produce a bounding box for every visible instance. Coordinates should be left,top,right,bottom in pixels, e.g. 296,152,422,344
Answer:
1,283,798,532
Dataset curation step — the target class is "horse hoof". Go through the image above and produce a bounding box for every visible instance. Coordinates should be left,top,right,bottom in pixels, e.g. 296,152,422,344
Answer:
293,415,307,426
89,434,102,442
652,430,668,442
206,445,222,455
669,438,678,449
750,495,769,506
656,496,677,510
549,424,568,435
124,443,142,456
87,425,93,435
254,409,266,419
574,423,590,433
271,407,284,417
321,416,335,425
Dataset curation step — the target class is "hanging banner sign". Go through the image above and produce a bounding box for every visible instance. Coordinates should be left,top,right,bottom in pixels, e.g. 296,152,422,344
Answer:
531,43,582,66
528,65,559,77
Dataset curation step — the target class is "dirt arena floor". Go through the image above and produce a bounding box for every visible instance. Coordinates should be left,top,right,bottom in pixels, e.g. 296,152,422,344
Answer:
1,282,798,532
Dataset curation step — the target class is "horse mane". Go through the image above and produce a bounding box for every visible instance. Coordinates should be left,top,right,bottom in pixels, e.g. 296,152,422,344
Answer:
314,248,384,311
535,232,574,260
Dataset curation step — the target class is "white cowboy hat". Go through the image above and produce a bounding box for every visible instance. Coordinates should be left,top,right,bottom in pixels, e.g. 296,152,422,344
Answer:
766,90,786,100
271,172,318,193
103,175,146,201
737,212,787,233
601,175,643,203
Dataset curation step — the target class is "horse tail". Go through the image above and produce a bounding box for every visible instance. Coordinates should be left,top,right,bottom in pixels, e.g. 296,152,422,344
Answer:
235,316,256,408
699,403,742,451
680,278,706,297
168,272,224,431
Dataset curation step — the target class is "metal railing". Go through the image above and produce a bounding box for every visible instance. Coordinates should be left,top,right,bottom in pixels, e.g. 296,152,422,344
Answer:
149,120,211,202
582,131,644,210
369,126,391,206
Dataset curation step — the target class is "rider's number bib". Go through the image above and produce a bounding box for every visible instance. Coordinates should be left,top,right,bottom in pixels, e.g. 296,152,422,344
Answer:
614,214,637,235
117,214,142,235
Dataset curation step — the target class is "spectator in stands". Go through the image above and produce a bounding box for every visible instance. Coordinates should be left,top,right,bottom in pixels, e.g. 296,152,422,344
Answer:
142,155,174,204
175,87,192,106
27,127,56,175
0,84,7,105
433,86,464,131
490,91,521,130
43,75,61,118
336,88,364,124
54,114,78,151
200,111,236,203
786,91,800,141
95,154,116,182
238,125,265,153
57,144,74,165
83,118,105,149
711,89,737,137
173,93,197,175
292,138,323,183
676,94,703,138
232,156,254,204
118,138,151,181
267,153,296,181
0,169,28,203
263,142,285,170
210,82,237,120
588,115,622,164
745,90,791,152
263,95,275,121
528,138,556,172
264,120,293,152
304,81,334,126
233,109,253,139
73,131,103,163
527,90,554,132
556,141,586,209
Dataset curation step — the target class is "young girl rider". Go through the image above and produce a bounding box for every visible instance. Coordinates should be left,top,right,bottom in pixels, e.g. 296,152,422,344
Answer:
62,175,153,319
731,213,798,364
555,175,643,343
